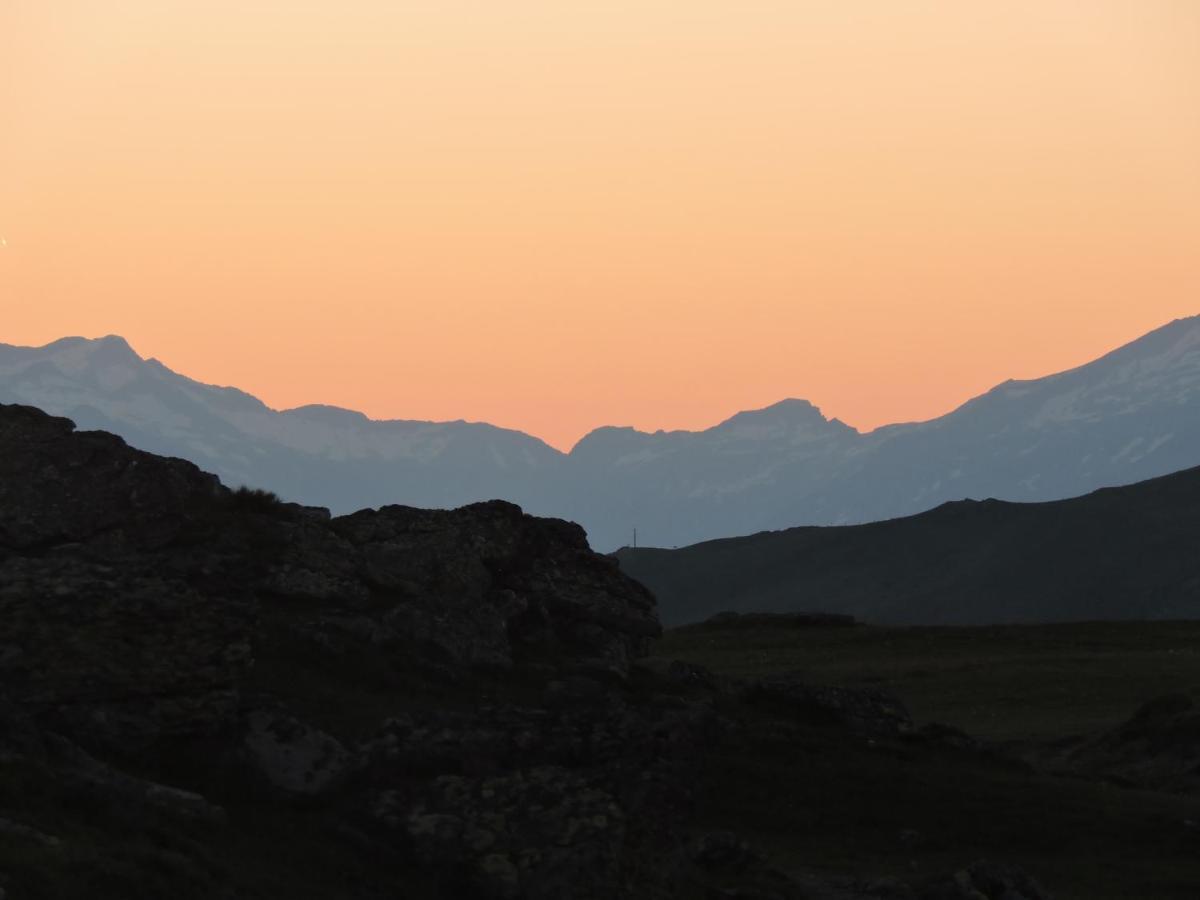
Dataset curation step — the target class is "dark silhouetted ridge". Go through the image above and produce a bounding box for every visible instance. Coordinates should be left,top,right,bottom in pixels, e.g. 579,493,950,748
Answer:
617,464,1200,626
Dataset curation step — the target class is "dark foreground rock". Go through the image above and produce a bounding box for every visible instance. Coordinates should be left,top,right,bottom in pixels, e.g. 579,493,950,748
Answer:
919,861,1051,900
0,404,1052,900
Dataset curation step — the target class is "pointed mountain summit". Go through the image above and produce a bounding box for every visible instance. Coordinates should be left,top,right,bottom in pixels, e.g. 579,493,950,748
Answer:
2,315,1198,549
717,397,830,426
12,333,142,371
714,398,856,440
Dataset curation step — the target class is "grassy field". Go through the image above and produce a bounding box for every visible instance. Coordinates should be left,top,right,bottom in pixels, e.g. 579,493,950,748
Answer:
656,619,1200,900
658,619,1200,741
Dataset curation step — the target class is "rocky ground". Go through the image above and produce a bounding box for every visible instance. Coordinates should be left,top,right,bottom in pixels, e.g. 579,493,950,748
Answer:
0,403,1063,899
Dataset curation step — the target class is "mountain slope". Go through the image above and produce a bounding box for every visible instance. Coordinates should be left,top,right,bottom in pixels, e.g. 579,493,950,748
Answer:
616,464,1200,626
2,315,1198,549
560,398,860,548
0,335,566,516
574,315,1200,547
833,314,1200,523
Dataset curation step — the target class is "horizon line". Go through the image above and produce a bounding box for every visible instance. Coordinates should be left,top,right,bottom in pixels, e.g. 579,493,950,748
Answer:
4,312,1196,453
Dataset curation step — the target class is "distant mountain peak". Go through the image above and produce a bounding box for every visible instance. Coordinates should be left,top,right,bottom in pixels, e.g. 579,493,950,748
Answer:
38,333,140,360
95,333,135,349
13,334,144,378
54,333,134,349
717,398,826,427
713,399,859,441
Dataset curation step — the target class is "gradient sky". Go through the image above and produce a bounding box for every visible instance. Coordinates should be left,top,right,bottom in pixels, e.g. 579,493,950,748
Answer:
2,2,1198,450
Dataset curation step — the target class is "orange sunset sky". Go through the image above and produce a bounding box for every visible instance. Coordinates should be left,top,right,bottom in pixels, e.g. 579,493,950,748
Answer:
1,1,1198,450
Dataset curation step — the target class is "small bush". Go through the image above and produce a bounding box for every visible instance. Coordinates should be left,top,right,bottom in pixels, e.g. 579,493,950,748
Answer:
229,486,284,513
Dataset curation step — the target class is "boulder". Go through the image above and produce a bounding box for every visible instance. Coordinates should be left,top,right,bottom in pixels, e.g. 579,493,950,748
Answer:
243,709,350,795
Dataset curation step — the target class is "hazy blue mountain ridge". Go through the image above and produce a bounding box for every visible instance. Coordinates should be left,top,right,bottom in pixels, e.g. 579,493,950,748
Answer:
0,335,567,518
2,316,1197,550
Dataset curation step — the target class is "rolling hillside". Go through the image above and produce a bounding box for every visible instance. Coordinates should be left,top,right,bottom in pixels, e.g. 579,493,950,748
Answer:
617,464,1200,626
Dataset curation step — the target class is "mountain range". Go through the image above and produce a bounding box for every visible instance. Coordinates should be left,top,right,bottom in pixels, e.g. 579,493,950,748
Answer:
2,315,1198,550
616,462,1200,626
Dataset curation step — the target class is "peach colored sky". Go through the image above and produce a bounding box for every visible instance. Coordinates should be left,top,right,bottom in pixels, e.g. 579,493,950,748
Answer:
2,2,1198,450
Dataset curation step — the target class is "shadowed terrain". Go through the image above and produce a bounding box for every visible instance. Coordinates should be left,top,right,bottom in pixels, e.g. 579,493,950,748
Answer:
658,618,1200,900
2,403,1198,899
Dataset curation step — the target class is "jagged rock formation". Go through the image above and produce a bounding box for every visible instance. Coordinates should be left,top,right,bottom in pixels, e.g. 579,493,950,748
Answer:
0,404,1052,899
0,404,658,743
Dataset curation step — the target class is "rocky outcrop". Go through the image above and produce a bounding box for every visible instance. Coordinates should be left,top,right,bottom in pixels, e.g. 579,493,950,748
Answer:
0,402,225,553
242,709,350,795
321,501,660,676
0,405,658,750
0,555,254,745
0,406,258,746
0,404,684,898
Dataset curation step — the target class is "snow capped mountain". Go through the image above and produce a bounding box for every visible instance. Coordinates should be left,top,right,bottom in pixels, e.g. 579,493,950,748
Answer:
837,315,1200,525
2,315,1197,550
